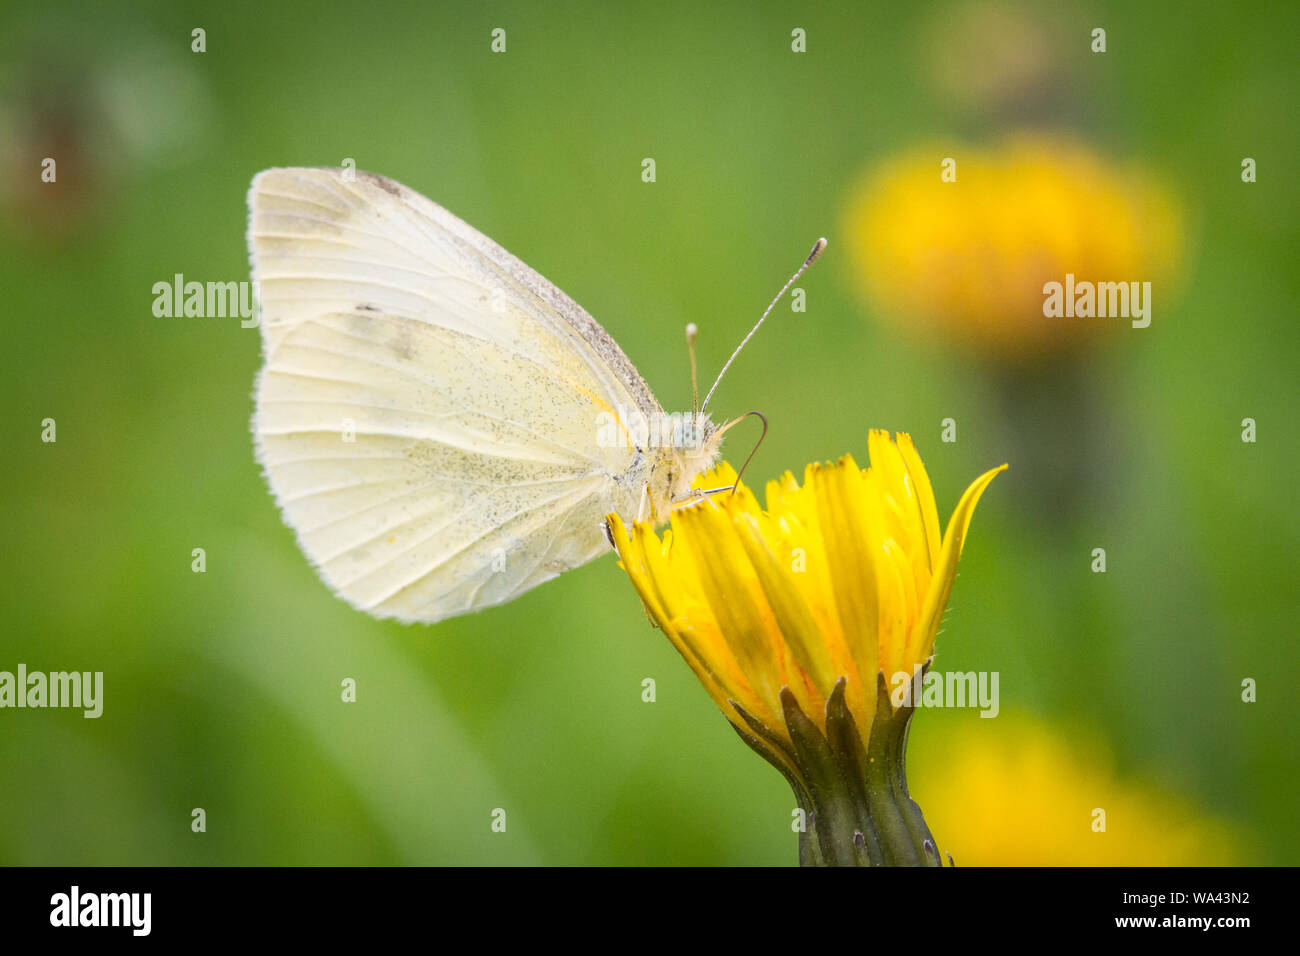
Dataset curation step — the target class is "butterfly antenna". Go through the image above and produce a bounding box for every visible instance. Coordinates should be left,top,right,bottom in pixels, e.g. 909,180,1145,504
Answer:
726,410,768,494
699,237,827,415
685,323,700,417
692,411,769,498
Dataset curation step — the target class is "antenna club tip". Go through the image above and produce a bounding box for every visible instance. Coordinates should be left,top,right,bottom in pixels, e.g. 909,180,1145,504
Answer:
685,322,698,341
807,237,828,264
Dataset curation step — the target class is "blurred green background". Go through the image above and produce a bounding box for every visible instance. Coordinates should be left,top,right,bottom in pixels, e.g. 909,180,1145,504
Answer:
1,0,1295,865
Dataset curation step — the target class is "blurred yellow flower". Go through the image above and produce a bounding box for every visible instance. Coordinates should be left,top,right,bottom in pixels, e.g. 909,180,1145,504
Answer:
913,715,1241,865
844,136,1182,361
608,431,1005,865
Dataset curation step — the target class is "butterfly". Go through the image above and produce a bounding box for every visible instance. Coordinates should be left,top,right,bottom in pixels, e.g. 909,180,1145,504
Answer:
247,167,823,624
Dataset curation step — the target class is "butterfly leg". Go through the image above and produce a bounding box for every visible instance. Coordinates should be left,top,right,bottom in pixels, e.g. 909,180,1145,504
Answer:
669,486,730,511
636,482,654,524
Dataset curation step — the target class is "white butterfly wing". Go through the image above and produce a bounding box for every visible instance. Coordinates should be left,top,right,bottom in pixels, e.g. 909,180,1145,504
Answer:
248,167,658,624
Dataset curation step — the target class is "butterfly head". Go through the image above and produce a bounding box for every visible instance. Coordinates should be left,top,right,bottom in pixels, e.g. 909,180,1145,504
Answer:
675,412,725,490
644,412,723,508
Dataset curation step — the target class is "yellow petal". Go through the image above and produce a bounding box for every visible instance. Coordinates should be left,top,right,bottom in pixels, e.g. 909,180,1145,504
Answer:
912,463,1007,663
671,503,785,724
733,512,836,702
895,431,942,573
867,432,934,614
809,457,882,739
609,513,748,726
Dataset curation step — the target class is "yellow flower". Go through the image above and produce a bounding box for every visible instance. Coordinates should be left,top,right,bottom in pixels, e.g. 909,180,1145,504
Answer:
913,715,1242,865
608,431,1004,866
843,136,1182,361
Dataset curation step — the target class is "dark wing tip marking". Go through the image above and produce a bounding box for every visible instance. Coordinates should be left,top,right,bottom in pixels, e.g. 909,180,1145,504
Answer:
355,170,404,197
